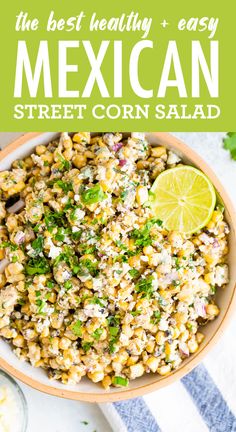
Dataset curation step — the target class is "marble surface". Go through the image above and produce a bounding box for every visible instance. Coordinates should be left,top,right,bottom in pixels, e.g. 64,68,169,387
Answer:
0,132,235,432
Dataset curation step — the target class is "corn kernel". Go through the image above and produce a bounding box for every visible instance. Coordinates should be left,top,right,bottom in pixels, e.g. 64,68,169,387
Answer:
146,356,159,373
157,364,171,376
136,186,148,206
151,146,166,158
206,304,220,317
187,338,199,353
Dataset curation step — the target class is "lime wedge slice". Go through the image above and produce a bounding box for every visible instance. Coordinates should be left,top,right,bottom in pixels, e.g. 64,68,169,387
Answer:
150,166,216,234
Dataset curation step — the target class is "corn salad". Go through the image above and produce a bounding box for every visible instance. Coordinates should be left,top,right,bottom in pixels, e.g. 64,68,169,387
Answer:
0,132,229,389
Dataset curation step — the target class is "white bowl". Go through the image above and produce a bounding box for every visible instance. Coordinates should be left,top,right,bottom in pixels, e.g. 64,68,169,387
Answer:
0,132,236,402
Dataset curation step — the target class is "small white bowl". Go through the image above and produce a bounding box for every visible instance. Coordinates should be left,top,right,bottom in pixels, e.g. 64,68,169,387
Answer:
0,369,28,431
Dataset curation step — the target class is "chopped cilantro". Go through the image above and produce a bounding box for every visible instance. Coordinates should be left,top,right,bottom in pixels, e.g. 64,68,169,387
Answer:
130,309,142,316
79,245,96,256
109,339,117,353
128,269,140,278
70,207,79,221
71,229,82,241
115,240,128,251
120,189,129,201
109,326,119,337
135,276,154,298
173,257,181,270
45,210,67,230
46,280,55,289
11,255,17,263
55,227,71,242
210,285,216,294
93,328,103,340
89,296,105,307
25,256,50,275
72,320,82,337
0,241,18,251
223,132,236,160
36,298,46,314
130,218,162,247
151,310,161,324
31,235,44,254
107,315,120,353
55,180,73,193
64,280,72,290
56,153,71,171
186,322,193,331
113,376,129,387
53,246,79,274
82,342,93,353
115,269,123,275
32,225,40,232
18,298,25,306
79,259,98,277
81,184,107,205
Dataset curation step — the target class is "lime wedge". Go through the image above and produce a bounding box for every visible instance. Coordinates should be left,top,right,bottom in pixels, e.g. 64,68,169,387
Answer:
150,166,216,234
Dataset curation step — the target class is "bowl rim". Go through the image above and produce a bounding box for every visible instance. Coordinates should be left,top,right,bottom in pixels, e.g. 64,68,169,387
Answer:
0,369,28,432
0,131,236,403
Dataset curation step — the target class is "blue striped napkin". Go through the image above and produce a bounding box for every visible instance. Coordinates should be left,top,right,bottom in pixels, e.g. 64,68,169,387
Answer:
100,317,236,432
99,133,236,432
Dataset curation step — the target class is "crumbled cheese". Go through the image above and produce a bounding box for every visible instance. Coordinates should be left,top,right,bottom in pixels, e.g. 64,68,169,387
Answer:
61,196,69,204
84,304,108,318
48,238,62,259
72,226,80,232
131,132,145,140
167,151,181,165
158,319,169,331
61,270,72,281
140,255,148,262
73,208,85,221
214,265,228,286
31,154,44,168
92,277,103,290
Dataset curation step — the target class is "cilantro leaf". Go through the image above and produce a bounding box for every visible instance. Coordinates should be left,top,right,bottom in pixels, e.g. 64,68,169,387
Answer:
31,235,44,254
128,269,140,278
81,184,107,205
82,342,93,353
55,180,73,193
130,218,162,247
25,256,50,275
223,132,236,160
135,276,154,298
92,328,103,340
113,376,129,387
71,320,82,337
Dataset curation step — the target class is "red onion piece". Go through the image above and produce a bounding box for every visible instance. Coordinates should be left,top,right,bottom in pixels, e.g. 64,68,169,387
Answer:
119,159,127,167
194,299,206,317
0,258,9,273
179,342,190,357
7,199,25,214
14,230,25,245
112,142,123,152
213,239,220,248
